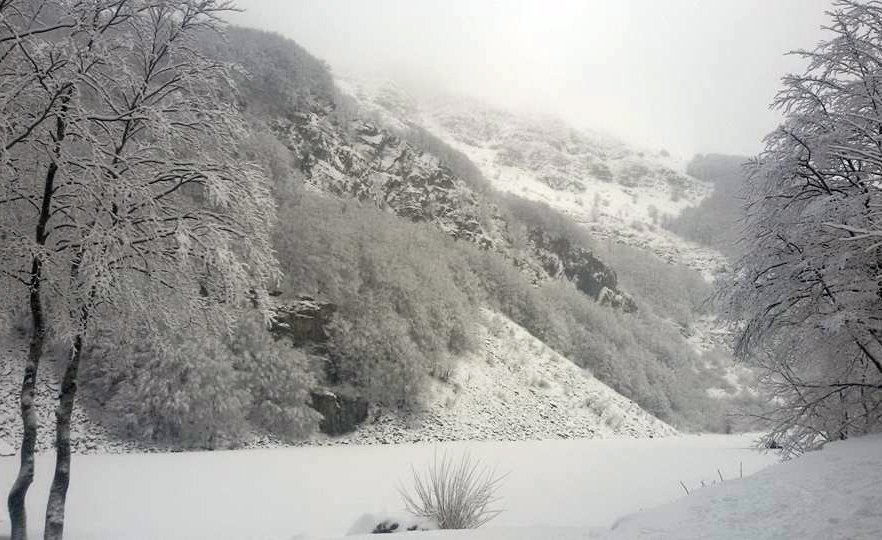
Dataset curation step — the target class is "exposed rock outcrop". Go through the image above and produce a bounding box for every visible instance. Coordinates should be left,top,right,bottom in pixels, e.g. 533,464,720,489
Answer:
309,389,369,435
270,295,336,348
273,114,501,250
271,102,637,311
529,229,638,312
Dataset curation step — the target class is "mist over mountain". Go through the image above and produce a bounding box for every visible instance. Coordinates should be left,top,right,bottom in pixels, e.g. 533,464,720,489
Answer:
229,0,831,156
3,2,881,539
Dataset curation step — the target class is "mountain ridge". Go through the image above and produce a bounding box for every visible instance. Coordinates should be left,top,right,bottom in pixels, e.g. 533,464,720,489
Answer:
337,75,730,277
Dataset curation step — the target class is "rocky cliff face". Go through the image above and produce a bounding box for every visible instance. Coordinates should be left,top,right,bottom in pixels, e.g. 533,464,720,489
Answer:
270,295,336,349
336,77,726,278
270,106,636,311
272,112,501,250
530,230,637,312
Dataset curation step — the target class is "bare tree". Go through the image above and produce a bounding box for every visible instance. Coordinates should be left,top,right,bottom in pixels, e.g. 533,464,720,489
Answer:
726,0,882,456
1,1,279,538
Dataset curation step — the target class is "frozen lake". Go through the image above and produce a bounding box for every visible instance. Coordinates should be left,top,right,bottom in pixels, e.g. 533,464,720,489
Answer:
0,434,777,539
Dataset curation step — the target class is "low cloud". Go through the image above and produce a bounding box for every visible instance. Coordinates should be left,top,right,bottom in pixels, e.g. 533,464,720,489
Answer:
231,0,831,156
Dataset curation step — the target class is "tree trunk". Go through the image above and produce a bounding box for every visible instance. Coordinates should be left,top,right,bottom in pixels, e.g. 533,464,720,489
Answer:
43,334,83,540
7,259,46,540
8,97,68,539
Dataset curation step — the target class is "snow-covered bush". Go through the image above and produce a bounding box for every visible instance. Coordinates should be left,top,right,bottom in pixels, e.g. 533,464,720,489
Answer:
274,194,479,407
103,334,251,447
598,241,712,329
399,452,506,529
230,314,321,441
80,313,320,447
328,306,430,407
466,251,735,431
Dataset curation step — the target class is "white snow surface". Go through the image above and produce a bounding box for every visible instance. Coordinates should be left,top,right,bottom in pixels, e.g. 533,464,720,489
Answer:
6,435,879,539
0,434,778,540
598,434,882,540
342,435,882,540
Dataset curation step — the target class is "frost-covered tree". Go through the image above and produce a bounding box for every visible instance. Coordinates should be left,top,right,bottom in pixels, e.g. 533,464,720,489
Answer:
727,0,882,456
1,2,139,537
0,1,279,538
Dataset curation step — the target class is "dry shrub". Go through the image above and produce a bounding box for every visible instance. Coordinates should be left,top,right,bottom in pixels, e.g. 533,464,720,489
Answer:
399,452,507,529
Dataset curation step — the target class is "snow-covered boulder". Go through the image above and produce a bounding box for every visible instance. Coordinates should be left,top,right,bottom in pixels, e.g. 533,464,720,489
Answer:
346,512,438,535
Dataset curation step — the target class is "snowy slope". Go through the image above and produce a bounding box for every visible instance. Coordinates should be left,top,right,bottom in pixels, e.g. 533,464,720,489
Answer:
336,77,727,277
319,310,675,445
336,76,751,391
600,435,882,540
0,434,777,539
0,310,673,456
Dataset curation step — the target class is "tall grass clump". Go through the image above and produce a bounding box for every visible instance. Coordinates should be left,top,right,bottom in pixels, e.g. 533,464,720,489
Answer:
400,452,507,529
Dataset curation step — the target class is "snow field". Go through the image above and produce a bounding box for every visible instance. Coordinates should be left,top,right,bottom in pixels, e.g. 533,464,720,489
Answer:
344,435,882,540
0,434,775,539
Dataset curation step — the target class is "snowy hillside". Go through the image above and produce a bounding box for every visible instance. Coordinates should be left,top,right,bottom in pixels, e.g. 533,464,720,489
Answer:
0,311,673,456
317,310,675,445
337,77,728,276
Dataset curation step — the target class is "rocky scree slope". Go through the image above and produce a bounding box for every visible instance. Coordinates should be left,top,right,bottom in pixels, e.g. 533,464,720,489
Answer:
0,310,675,456
310,310,675,445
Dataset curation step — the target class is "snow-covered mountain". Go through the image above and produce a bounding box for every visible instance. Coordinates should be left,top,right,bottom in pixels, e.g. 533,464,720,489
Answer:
269,87,639,310
333,76,760,404
337,77,728,276
0,30,751,461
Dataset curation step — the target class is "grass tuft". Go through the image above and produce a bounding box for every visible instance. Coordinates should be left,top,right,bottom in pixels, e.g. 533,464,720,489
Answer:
399,451,507,529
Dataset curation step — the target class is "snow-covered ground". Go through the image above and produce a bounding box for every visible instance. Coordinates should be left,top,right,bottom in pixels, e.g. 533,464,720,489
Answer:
0,434,777,540
345,435,882,540
600,434,882,540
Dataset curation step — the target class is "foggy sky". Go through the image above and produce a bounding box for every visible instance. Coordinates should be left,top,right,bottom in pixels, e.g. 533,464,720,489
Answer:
230,0,833,157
